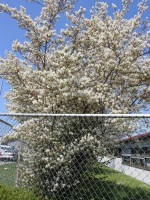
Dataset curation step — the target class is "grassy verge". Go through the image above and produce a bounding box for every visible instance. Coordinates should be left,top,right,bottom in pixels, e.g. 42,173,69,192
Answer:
0,163,42,200
0,163,16,187
0,162,150,199
71,163,150,200
0,184,42,200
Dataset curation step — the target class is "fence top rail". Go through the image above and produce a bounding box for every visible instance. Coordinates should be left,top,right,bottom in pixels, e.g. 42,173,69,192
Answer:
0,113,150,118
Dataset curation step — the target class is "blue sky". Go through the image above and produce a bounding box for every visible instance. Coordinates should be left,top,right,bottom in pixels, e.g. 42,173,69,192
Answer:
0,0,150,113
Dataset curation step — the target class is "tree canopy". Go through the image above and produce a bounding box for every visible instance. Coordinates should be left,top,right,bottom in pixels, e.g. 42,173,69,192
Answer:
0,0,149,114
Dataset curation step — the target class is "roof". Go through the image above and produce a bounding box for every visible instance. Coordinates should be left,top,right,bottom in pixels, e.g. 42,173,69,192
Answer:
117,132,150,143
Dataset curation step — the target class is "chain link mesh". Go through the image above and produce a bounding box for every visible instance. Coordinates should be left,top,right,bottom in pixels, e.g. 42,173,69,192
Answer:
0,114,150,200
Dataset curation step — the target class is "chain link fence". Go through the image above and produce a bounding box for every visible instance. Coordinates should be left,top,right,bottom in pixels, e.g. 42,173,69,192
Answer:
0,113,150,200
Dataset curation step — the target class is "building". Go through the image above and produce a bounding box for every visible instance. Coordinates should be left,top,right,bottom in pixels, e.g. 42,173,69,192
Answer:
117,132,150,169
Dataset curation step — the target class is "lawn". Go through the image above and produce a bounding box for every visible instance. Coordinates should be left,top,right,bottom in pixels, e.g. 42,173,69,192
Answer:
0,162,150,199
0,162,16,187
0,163,42,200
70,163,150,200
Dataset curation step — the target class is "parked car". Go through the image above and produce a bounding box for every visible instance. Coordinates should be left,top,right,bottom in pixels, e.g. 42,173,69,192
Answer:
0,145,18,161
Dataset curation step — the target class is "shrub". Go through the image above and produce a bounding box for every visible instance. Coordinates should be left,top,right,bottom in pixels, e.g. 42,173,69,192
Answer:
0,183,42,200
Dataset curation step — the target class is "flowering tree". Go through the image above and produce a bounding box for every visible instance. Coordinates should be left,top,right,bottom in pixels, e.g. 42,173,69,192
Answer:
0,0,150,198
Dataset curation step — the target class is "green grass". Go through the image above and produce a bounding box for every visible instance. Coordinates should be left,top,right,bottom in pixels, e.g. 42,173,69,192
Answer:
0,184,42,200
0,163,42,200
0,162,150,199
70,163,150,200
0,163,17,187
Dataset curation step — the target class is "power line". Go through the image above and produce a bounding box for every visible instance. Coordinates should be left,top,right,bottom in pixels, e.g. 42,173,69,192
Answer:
0,118,13,127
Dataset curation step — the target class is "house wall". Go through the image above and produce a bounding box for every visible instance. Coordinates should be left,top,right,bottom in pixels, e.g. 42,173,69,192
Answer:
121,139,150,150
121,147,131,155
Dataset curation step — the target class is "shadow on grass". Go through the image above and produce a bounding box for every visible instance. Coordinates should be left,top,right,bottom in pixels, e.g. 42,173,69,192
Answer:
1,163,150,200
68,163,150,200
